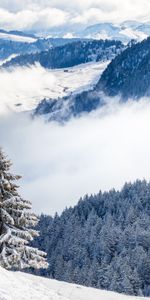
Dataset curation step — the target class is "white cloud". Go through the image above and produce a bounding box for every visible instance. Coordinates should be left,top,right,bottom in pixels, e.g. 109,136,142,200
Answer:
0,0,149,32
0,7,68,31
0,100,150,216
0,64,57,113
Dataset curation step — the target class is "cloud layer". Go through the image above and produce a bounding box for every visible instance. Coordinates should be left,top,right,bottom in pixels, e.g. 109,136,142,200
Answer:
0,62,105,113
1,100,150,216
0,0,149,32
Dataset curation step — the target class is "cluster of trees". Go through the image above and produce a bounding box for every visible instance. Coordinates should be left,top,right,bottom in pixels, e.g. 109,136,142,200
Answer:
0,35,82,61
97,37,150,99
32,180,150,297
3,39,124,69
35,90,104,122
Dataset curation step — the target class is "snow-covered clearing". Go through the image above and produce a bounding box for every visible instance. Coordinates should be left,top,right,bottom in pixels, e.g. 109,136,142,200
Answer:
0,61,108,114
0,32,36,43
0,267,149,300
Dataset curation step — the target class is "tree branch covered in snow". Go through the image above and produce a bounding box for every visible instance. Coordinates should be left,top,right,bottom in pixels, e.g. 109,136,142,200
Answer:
0,147,48,270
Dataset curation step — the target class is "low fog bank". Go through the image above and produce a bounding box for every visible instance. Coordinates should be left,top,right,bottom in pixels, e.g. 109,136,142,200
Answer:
0,99,150,215
0,62,105,114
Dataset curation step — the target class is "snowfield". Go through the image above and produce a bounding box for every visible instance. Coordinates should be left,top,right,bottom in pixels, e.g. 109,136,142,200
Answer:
0,32,37,43
0,61,108,114
0,267,149,300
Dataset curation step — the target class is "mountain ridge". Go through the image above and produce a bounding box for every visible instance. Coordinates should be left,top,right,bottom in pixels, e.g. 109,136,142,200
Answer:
2,39,124,69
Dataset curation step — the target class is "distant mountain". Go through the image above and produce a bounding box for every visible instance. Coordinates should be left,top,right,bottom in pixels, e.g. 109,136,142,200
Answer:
32,180,150,297
0,20,149,62
137,24,150,36
43,21,150,43
97,37,150,99
6,30,36,39
121,21,150,37
82,23,119,39
0,29,37,43
3,39,124,69
80,21,149,43
0,20,149,61
0,39,47,61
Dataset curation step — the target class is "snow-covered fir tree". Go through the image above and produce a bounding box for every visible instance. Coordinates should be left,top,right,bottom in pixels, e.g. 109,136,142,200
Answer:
0,148,48,270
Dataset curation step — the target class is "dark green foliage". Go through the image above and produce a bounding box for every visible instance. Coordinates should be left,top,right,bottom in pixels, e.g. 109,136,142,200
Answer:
31,180,150,296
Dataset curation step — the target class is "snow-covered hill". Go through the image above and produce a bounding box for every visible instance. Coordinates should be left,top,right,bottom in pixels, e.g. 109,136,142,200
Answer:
0,267,148,300
0,21,149,47
0,30,37,43
97,36,150,99
0,61,108,114
81,21,148,43
59,21,149,43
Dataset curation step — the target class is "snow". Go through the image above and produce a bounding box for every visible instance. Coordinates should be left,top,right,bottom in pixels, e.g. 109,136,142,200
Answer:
65,21,150,43
0,61,108,114
0,267,149,300
119,28,147,41
0,54,18,66
0,32,37,43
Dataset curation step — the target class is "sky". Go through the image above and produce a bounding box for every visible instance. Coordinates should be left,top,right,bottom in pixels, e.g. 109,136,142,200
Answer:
0,0,149,33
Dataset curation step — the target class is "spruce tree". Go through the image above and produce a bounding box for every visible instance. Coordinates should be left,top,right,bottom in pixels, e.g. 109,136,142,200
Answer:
0,148,48,270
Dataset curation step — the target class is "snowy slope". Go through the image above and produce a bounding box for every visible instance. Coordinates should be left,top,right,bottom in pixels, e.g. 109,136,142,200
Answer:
0,54,18,66
67,21,150,43
0,21,148,44
0,61,108,114
0,267,149,300
82,23,147,43
0,32,37,43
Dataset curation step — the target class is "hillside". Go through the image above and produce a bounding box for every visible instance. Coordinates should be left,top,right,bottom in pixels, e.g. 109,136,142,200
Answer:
2,40,124,69
0,38,52,61
0,61,107,114
97,37,150,99
34,37,150,121
0,29,37,43
32,180,150,297
0,267,148,300
0,36,89,61
39,21,150,43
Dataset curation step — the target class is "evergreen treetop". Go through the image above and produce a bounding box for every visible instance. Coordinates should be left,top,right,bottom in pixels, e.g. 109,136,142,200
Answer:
0,148,48,270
